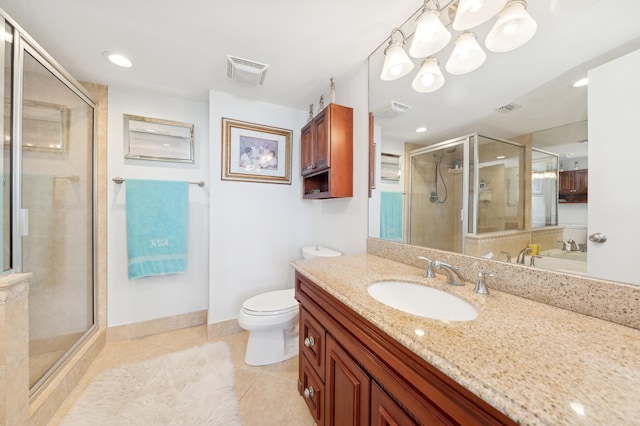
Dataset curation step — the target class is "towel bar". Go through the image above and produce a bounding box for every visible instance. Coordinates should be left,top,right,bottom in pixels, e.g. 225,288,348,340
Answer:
112,176,205,187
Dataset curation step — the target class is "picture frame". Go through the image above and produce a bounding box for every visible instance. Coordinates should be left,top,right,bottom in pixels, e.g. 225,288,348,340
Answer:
123,114,194,163
221,118,292,184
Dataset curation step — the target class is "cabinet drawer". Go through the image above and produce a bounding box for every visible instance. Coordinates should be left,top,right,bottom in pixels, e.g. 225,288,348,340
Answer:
300,354,325,425
300,307,325,379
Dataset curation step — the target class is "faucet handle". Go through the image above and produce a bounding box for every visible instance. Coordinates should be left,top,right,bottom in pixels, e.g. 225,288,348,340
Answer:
500,251,512,263
417,256,435,278
529,255,542,267
474,271,494,295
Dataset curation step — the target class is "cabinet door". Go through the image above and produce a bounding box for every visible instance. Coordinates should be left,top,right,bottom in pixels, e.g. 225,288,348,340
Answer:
559,171,574,195
371,381,417,426
313,107,330,172
325,334,370,426
575,169,588,194
301,122,315,176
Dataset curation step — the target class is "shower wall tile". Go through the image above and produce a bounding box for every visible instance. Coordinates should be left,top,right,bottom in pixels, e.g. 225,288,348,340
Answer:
0,273,31,426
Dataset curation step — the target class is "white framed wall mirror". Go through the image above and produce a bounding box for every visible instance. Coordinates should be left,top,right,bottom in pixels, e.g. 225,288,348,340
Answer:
368,0,640,286
124,114,194,163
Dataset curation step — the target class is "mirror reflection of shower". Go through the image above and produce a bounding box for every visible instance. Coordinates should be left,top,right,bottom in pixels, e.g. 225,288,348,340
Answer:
429,147,457,203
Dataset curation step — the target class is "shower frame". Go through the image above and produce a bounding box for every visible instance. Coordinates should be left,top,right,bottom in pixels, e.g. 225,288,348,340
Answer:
407,133,526,252
2,11,99,395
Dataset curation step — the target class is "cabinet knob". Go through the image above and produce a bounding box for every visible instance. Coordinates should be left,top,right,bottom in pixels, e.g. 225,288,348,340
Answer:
304,336,315,348
303,386,315,398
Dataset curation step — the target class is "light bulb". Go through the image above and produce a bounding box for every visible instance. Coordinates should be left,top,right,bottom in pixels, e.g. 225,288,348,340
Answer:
421,73,435,87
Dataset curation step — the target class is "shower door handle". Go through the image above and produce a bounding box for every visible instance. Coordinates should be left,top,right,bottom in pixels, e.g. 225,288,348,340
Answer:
20,208,29,237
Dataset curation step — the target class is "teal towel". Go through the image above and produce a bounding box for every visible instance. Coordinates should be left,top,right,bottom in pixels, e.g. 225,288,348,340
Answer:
380,192,403,243
126,179,189,279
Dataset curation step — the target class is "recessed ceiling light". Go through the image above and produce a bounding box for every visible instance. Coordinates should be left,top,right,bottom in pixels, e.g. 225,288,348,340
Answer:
416,126,428,133
496,155,506,159
572,77,588,88
102,51,132,68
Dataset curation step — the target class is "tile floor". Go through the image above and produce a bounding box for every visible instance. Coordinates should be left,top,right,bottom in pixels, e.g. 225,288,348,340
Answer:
47,325,315,425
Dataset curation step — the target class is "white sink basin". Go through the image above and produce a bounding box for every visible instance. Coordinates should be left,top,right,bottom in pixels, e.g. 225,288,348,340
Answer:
367,281,478,322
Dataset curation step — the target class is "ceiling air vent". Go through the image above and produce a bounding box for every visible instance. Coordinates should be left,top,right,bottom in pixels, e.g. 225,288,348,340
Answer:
374,101,412,119
496,103,522,113
226,55,269,86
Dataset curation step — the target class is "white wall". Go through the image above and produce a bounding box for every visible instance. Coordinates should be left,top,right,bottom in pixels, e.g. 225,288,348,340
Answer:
310,63,370,255
208,92,312,323
107,87,210,326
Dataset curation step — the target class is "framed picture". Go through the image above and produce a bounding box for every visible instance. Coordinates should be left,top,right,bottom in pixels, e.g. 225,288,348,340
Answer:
123,114,194,163
222,118,292,184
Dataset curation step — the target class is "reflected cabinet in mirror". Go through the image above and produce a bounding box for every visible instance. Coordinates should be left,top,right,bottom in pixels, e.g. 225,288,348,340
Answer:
368,0,640,286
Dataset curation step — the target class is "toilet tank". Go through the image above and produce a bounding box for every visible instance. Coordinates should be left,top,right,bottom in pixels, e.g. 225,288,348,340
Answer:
302,245,342,259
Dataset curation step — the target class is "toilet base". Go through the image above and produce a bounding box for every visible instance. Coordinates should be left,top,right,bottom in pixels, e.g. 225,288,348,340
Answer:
244,324,299,366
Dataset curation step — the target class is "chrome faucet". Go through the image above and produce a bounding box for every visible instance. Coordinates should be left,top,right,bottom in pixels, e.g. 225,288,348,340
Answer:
416,256,435,278
568,239,578,251
516,247,532,264
474,271,494,295
432,260,464,286
500,251,512,263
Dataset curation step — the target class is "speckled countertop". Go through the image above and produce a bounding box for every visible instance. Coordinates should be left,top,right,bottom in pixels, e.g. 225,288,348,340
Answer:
291,254,640,426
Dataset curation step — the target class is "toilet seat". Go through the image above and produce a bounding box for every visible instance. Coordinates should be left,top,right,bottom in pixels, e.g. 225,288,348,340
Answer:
241,289,298,316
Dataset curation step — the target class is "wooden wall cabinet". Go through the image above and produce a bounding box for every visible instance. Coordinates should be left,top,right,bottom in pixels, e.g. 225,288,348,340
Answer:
301,103,353,199
296,271,515,426
559,169,588,203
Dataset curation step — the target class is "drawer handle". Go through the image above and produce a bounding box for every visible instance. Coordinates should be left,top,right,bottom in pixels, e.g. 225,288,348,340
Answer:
304,336,315,348
303,386,315,398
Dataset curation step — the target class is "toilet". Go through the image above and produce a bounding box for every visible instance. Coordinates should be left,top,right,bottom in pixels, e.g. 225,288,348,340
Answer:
238,245,341,366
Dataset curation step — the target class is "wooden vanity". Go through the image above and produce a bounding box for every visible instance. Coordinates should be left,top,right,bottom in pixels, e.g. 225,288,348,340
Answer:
293,253,640,425
296,271,513,425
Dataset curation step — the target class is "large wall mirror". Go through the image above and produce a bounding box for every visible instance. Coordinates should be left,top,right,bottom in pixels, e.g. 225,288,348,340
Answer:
368,0,640,286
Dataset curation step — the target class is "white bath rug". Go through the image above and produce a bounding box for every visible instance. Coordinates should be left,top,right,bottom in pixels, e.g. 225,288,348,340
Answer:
61,341,241,425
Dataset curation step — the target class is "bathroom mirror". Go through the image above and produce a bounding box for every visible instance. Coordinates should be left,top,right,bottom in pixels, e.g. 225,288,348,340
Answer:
368,0,640,285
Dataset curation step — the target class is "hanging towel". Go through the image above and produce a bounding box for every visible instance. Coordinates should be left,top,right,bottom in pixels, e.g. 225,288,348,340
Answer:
126,179,189,279
380,192,403,243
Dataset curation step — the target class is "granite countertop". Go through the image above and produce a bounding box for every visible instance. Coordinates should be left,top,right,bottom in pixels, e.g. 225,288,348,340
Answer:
291,253,640,426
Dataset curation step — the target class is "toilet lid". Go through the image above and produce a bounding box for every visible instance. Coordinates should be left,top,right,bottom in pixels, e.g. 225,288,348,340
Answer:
242,289,298,315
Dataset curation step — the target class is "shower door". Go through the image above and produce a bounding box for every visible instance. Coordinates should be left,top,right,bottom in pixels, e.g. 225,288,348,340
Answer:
18,45,96,390
408,139,468,252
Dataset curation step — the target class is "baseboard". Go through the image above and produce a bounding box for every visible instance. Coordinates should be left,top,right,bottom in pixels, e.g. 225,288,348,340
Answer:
207,318,242,339
107,310,208,342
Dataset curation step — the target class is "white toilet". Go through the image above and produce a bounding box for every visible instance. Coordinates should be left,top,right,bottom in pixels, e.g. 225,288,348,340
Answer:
238,245,341,366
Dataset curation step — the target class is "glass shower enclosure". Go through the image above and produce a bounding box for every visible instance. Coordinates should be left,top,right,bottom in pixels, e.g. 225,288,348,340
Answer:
2,14,97,393
408,134,525,253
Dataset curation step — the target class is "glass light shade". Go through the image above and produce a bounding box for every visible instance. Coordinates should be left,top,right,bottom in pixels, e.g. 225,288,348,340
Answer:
380,41,415,81
412,57,445,93
485,1,537,52
453,0,507,31
409,11,451,58
445,32,486,74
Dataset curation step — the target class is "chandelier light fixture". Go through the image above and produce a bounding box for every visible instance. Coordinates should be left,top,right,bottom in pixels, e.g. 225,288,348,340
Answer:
380,0,537,92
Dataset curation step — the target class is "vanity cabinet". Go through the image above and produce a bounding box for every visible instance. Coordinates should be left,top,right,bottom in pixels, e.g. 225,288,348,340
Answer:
295,271,515,426
301,103,353,199
559,169,588,203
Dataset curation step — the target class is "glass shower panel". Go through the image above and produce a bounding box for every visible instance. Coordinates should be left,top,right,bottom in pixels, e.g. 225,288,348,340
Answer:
531,149,559,228
3,21,13,271
22,51,94,388
476,136,525,233
409,142,465,252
